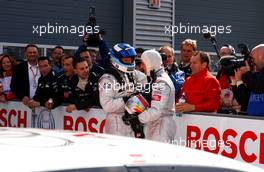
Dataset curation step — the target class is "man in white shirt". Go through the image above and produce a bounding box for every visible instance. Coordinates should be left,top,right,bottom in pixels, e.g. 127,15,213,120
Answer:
11,44,40,105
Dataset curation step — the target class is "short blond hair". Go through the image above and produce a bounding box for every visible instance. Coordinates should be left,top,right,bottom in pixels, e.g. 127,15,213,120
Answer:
180,39,197,51
159,45,174,54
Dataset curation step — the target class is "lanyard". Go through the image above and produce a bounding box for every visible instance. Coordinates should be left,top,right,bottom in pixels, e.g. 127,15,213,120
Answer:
30,66,38,88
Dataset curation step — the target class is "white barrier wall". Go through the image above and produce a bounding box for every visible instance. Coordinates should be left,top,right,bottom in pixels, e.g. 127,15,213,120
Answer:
0,101,105,132
0,101,263,168
175,114,264,168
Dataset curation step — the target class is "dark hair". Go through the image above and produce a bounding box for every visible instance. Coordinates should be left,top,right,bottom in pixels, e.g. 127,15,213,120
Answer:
87,49,97,54
73,57,87,68
63,55,74,61
135,48,145,54
0,55,16,77
79,49,90,54
38,56,51,65
195,51,211,68
25,44,38,51
53,45,64,52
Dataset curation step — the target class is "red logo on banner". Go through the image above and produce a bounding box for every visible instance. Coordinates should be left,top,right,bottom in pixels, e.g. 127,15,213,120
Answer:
0,108,27,128
186,125,264,165
64,115,105,133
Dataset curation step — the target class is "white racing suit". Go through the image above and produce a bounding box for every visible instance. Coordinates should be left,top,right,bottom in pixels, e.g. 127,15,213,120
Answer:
138,68,177,142
99,69,147,137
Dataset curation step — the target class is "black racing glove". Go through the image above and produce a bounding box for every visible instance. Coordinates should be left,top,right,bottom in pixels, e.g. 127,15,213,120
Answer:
122,111,138,125
123,96,130,103
122,111,145,139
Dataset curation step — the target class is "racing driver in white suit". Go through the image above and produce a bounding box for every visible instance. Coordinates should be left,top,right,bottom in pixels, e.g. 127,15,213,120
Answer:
98,43,147,137
138,49,177,142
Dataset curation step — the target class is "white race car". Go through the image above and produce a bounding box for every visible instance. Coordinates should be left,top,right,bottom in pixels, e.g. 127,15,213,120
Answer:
0,127,263,172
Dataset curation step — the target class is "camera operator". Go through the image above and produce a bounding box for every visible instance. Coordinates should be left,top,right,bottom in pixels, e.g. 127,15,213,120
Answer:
233,44,264,115
219,45,235,57
217,45,241,114
240,44,264,92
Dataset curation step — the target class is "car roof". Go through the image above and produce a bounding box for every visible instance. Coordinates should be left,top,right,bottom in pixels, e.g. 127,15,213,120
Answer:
0,127,263,172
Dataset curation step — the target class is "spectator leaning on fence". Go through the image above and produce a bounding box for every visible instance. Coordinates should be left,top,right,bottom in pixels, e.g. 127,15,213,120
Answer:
11,44,41,105
0,55,17,101
27,56,60,110
66,57,102,113
57,55,75,104
176,51,221,113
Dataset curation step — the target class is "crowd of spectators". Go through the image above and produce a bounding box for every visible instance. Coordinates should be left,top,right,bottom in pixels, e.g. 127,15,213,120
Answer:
0,37,263,117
